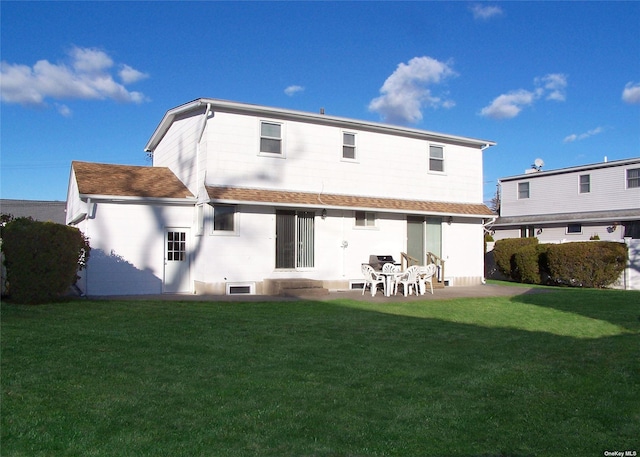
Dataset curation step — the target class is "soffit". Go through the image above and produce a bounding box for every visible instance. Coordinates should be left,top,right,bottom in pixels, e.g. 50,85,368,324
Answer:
493,209,640,226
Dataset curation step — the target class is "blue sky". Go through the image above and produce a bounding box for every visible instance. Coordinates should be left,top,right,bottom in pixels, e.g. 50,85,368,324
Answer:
1,1,639,205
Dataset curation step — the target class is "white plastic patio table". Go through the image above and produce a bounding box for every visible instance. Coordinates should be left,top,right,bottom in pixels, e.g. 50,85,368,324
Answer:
378,271,403,297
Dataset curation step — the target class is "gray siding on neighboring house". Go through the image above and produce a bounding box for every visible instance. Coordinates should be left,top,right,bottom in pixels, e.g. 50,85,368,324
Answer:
0,199,67,225
499,158,640,218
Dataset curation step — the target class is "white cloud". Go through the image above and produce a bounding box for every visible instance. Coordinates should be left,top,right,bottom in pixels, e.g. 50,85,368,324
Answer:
480,89,536,119
0,46,149,110
119,65,149,84
56,103,72,117
368,56,457,124
535,73,567,101
563,126,604,143
470,4,503,20
480,73,567,119
284,85,304,96
622,81,640,104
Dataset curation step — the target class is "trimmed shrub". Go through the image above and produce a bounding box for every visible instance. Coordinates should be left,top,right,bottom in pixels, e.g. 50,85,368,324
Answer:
513,244,542,284
545,241,627,288
493,237,539,280
1,218,90,304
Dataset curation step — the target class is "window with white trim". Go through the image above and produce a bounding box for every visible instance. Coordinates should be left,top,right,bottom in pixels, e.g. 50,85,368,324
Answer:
260,121,282,155
429,145,444,172
567,223,582,234
355,211,376,227
579,174,590,193
212,204,237,234
627,168,640,189
342,132,356,160
518,182,530,199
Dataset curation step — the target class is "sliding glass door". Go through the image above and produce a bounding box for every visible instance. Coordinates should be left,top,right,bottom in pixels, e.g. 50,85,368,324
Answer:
276,211,315,269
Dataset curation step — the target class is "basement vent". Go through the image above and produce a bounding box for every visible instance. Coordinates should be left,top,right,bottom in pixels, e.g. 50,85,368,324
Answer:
349,280,365,290
226,282,256,295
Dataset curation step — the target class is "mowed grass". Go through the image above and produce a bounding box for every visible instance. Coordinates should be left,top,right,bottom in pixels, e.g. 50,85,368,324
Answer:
2,288,639,457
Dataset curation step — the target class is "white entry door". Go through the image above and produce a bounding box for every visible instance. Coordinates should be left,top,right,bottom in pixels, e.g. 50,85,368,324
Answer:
164,228,191,293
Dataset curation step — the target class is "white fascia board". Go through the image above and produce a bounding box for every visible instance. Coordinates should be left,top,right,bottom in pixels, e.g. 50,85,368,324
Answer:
145,98,496,152
79,194,197,205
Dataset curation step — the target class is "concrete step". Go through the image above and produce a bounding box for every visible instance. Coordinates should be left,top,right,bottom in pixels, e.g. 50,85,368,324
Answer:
265,278,329,297
281,287,330,298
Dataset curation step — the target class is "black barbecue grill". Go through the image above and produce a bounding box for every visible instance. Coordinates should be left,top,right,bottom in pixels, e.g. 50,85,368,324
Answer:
368,255,399,271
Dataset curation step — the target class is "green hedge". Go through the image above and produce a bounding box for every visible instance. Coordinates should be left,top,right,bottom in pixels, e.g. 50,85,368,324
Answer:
513,244,543,284
492,238,627,288
546,241,627,288
493,237,539,280
1,218,90,304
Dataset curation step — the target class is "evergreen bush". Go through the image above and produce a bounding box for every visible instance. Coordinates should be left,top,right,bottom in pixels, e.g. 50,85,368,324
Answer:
493,237,539,280
1,218,90,304
513,244,543,284
545,241,627,288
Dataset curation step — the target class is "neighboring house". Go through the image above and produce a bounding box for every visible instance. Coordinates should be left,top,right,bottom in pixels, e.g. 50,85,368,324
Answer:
491,158,640,242
66,98,496,296
1,199,67,224
490,157,640,290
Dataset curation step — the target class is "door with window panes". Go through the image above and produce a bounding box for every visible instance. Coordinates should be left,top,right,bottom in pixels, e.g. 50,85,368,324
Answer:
275,211,314,269
164,228,191,293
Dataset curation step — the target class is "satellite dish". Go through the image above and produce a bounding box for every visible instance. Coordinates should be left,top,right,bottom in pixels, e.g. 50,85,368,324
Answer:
533,158,544,170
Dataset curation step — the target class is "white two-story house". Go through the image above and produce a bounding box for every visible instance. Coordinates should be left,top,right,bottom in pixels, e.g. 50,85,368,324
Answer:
66,98,496,296
491,158,640,242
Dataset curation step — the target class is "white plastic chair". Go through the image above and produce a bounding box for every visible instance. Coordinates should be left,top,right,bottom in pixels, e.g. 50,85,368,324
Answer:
361,264,385,297
417,264,437,295
382,263,400,295
396,265,419,297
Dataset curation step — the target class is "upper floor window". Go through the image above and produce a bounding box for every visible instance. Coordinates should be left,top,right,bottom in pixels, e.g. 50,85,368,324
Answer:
260,121,282,155
212,204,236,233
355,211,376,227
429,145,444,172
579,174,591,193
518,182,530,199
627,168,640,189
342,132,356,160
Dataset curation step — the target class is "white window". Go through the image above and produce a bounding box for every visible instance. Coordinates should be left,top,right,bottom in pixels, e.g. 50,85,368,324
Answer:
260,121,282,155
342,132,356,160
627,168,640,189
212,205,237,234
518,182,530,199
429,145,444,172
579,174,590,193
567,223,582,234
355,211,376,227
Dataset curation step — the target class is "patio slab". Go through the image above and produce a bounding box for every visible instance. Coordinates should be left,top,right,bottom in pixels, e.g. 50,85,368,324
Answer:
90,283,546,302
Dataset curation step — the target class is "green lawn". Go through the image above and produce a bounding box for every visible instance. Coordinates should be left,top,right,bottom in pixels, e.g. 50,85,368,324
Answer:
2,288,639,457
